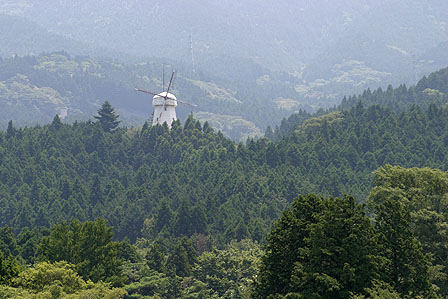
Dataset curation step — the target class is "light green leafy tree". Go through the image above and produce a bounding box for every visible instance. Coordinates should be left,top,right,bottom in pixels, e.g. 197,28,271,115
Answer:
0,261,126,298
350,280,401,299
370,165,448,296
186,239,261,298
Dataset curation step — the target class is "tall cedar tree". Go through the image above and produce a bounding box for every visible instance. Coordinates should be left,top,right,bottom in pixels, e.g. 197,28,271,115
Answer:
254,194,382,298
94,101,121,132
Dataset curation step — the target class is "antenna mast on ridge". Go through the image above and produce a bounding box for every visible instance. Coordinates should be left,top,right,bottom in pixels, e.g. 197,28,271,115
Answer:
189,32,196,74
162,64,165,91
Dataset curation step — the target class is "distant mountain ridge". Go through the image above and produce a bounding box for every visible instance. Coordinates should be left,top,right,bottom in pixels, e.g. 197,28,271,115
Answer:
0,14,89,58
1,0,447,106
0,14,130,60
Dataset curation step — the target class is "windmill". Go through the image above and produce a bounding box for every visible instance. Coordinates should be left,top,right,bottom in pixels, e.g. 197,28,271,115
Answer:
135,70,196,127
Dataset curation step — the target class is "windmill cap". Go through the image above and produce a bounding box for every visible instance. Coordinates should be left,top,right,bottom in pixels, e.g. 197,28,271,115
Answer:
153,92,177,100
153,92,178,107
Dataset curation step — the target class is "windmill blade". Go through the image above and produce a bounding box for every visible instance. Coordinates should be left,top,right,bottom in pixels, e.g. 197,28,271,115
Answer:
177,99,197,107
172,71,177,90
135,88,160,96
166,71,175,94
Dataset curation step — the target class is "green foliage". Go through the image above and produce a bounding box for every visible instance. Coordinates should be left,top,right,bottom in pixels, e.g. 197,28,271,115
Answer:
146,243,165,273
0,261,127,298
125,270,170,298
274,66,448,140
190,239,261,298
0,250,21,285
13,261,86,293
0,226,18,257
1,65,448,297
124,238,260,298
350,280,401,299
94,101,121,132
338,79,447,114
370,165,448,296
254,194,381,298
3,82,448,245
370,191,433,297
0,115,289,244
16,227,38,265
166,238,197,278
38,219,125,286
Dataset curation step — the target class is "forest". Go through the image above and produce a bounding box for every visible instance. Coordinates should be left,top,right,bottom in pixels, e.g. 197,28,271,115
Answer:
0,67,448,297
269,66,448,140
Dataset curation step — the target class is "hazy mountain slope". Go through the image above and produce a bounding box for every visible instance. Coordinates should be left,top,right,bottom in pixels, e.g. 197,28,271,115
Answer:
337,66,448,111
1,0,447,114
304,1,448,80
417,41,448,77
0,14,90,57
0,0,374,70
300,0,448,104
0,52,311,140
0,14,132,61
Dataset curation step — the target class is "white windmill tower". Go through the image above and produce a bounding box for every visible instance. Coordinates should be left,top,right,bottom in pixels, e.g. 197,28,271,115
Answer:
136,70,196,127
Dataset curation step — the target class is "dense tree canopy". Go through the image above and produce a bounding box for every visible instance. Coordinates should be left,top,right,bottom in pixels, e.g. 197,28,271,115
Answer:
254,177,442,298
370,165,448,296
2,100,448,246
0,261,127,298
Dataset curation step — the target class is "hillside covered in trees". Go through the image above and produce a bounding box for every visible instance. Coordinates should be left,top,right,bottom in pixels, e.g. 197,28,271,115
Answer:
1,66,448,241
1,66,448,297
2,87,448,244
270,66,448,140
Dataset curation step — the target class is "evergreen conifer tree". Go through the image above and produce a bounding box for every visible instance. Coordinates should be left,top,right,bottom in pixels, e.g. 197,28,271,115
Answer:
94,101,121,132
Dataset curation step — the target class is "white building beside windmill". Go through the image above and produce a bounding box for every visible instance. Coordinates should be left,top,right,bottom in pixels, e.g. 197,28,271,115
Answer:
58,107,68,119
